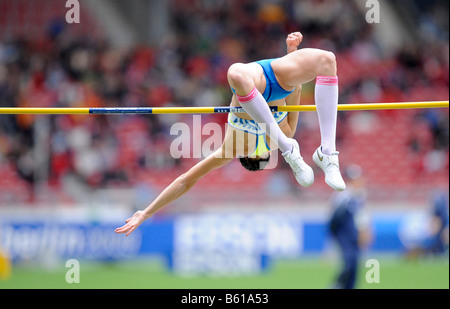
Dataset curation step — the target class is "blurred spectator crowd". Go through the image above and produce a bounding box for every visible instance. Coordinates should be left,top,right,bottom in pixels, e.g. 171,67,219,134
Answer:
0,0,448,204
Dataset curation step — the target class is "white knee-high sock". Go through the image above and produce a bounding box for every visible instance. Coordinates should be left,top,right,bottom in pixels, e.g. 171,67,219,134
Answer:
236,87,293,154
315,76,339,155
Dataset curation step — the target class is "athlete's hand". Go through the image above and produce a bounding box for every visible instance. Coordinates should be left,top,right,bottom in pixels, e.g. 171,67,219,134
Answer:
115,210,148,236
286,32,303,53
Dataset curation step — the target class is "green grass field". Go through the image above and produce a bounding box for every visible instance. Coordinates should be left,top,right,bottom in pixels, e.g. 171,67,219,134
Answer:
0,256,448,289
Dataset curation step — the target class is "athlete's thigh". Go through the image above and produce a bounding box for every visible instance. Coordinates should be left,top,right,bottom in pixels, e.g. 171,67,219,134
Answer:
228,62,265,93
271,48,326,86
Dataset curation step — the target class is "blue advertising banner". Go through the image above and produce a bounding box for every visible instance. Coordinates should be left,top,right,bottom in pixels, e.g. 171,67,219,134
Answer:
0,211,428,271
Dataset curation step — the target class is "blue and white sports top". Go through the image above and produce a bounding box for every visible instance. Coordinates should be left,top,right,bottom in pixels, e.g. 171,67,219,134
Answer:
227,110,288,157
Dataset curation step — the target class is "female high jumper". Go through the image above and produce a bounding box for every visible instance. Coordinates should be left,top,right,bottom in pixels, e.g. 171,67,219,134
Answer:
116,32,346,236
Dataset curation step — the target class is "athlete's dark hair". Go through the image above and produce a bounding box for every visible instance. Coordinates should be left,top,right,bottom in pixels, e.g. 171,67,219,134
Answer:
239,155,271,172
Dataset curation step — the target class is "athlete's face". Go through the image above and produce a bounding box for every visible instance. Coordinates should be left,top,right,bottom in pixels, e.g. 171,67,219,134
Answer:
239,153,271,172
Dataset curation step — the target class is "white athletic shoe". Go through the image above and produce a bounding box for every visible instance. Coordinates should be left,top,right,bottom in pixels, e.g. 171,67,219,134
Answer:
282,139,314,187
313,146,346,191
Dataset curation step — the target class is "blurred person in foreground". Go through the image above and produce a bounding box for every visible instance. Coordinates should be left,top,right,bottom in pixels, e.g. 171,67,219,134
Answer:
0,222,12,280
116,31,347,236
328,164,372,289
405,190,449,259
425,191,449,256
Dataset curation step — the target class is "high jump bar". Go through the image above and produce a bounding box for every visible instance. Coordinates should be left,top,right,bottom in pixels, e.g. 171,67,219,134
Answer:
0,101,448,115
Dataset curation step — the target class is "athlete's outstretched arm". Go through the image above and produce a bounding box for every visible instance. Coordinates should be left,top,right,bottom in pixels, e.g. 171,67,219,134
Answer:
281,31,303,138
115,149,232,236
283,84,302,138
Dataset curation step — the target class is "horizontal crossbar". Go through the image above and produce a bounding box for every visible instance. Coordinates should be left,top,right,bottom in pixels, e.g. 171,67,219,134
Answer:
0,101,448,115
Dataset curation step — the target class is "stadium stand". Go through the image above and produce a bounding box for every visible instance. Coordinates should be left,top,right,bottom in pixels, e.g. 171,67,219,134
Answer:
0,0,448,207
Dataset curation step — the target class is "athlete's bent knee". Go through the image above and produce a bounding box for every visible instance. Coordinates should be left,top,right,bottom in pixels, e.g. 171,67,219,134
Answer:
318,51,337,76
227,64,251,89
